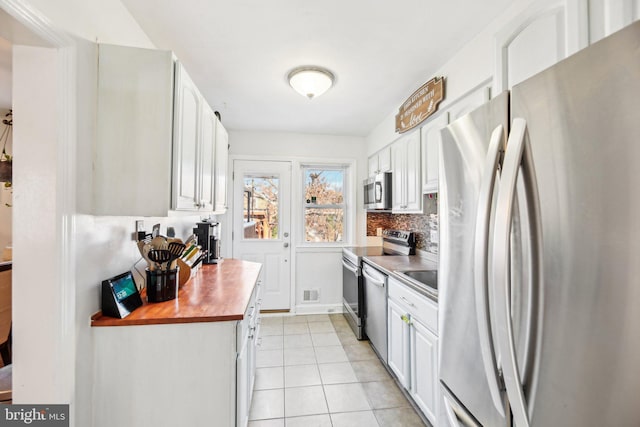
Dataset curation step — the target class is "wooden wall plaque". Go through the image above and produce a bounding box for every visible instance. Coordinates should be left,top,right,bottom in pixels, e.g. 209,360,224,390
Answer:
395,77,445,133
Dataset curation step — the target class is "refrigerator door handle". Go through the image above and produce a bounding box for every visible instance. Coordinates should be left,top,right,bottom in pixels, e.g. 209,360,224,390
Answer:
473,124,506,416
441,383,482,427
493,118,543,427
443,396,464,427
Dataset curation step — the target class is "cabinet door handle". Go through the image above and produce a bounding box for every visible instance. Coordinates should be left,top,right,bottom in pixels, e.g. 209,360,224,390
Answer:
400,313,412,325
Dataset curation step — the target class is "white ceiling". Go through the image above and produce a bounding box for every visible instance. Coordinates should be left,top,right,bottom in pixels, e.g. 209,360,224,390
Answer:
121,0,512,136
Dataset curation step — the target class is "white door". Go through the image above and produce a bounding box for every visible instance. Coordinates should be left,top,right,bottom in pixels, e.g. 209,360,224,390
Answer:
233,160,291,311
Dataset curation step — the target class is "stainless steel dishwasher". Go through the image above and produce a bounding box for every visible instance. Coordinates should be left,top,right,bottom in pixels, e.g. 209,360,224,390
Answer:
362,261,388,364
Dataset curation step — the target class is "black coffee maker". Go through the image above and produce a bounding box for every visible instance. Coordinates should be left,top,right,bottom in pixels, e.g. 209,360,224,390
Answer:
193,220,222,264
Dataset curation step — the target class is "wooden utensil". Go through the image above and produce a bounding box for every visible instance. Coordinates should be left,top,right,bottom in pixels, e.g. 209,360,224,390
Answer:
151,236,168,250
137,241,154,270
176,258,191,287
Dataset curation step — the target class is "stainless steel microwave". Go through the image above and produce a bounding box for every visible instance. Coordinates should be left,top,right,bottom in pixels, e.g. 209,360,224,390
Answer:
364,172,392,210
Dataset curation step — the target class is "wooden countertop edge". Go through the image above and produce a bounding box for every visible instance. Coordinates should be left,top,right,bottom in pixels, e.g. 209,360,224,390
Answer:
90,313,243,326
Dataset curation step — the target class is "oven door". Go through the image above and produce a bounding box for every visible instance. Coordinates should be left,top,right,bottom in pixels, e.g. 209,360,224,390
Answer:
342,257,365,339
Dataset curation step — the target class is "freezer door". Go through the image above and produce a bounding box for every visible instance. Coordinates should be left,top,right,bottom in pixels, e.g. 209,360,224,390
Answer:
439,92,509,427
507,21,640,427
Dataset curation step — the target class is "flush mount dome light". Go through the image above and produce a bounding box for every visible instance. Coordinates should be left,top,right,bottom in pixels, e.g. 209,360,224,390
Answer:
287,66,335,99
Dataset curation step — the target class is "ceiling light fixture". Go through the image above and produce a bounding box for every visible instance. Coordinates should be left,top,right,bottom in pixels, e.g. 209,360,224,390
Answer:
287,66,335,99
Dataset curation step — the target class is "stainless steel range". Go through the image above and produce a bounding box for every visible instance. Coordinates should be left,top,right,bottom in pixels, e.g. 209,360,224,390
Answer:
342,230,415,340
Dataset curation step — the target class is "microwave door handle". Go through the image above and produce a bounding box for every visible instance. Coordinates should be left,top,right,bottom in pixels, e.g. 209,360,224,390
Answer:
473,124,506,415
375,181,383,202
493,118,539,427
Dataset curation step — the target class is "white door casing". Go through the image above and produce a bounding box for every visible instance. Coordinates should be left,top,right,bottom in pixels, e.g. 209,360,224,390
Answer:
233,160,291,311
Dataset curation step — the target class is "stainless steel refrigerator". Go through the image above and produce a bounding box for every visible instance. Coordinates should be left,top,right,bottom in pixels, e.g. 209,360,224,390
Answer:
439,21,640,427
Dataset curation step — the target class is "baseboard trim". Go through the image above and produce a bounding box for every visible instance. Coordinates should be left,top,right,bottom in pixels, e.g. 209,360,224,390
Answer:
294,303,344,315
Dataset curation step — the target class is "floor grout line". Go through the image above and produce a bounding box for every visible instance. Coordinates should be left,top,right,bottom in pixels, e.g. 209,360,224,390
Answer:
252,314,423,426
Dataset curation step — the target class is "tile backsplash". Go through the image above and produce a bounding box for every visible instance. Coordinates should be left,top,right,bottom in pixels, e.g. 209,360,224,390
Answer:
366,194,439,254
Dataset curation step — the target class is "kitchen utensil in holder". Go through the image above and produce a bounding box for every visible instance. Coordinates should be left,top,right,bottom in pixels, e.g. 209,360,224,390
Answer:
146,268,179,302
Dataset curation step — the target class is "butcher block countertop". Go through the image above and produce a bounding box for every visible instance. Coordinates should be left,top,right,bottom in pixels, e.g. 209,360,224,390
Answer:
91,259,262,327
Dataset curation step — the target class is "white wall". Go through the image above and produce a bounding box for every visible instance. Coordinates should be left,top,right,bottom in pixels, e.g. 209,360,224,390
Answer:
366,0,538,155
0,108,11,251
4,2,157,426
366,0,635,155
24,0,154,48
228,130,367,312
0,37,10,108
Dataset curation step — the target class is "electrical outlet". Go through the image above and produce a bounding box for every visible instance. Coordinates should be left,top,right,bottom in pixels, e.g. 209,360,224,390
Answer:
134,220,145,241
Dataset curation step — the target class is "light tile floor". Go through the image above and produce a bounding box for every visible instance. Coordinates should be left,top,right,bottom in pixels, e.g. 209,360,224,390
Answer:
249,314,427,427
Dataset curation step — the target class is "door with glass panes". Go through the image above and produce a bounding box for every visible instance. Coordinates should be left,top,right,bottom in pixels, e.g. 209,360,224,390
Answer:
233,160,291,311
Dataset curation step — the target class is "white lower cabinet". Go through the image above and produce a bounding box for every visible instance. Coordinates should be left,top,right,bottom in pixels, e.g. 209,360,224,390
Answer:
237,281,262,427
411,317,439,424
92,280,262,427
388,298,411,388
388,277,439,426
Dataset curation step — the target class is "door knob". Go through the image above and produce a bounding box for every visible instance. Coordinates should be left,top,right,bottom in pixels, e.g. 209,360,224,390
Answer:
283,242,289,248
284,232,289,237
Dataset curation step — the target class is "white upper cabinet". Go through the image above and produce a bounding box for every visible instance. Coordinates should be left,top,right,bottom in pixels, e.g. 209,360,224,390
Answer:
95,44,229,216
214,117,229,213
378,147,392,173
368,155,379,177
172,64,229,214
421,113,448,194
589,0,640,42
94,44,174,216
368,146,391,176
173,62,204,211
391,131,421,213
199,105,217,212
447,84,491,123
494,0,589,92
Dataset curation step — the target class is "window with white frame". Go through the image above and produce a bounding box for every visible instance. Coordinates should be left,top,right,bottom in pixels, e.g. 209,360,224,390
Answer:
302,165,347,243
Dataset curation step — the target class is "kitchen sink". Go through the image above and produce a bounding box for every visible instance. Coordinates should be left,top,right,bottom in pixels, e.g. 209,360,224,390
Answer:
395,270,438,291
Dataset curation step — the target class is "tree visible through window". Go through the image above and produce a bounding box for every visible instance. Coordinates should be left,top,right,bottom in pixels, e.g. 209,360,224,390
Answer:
303,166,346,243
243,175,279,239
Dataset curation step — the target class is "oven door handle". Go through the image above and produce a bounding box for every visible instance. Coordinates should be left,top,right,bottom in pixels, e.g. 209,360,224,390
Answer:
342,259,361,276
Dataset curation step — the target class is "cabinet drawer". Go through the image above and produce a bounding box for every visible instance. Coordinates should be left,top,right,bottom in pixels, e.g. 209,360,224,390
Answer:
388,277,437,334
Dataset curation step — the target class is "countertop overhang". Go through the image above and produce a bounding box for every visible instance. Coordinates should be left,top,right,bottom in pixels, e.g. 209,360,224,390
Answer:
91,259,262,327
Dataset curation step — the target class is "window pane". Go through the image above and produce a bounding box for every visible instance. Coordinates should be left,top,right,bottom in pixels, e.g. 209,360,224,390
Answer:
305,208,344,242
304,169,344,205
243,175,279,240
